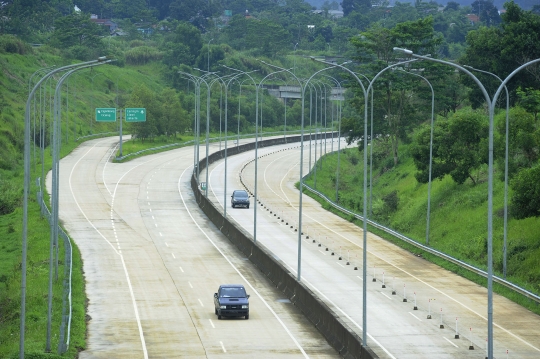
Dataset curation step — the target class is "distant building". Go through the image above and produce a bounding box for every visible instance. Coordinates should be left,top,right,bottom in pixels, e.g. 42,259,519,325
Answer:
465,14,480,25
90,14,118,34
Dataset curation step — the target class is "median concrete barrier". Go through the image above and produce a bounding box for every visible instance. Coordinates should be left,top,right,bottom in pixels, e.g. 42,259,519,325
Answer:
191,134,377,359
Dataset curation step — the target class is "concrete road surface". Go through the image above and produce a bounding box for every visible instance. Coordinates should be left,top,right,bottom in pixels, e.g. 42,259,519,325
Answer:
203,138,540,359
52,136,339,358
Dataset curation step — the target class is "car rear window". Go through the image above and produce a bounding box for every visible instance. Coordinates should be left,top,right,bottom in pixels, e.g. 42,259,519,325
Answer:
235,192,248,198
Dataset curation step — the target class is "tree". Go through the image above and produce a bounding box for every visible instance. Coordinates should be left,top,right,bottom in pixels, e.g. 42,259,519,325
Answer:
495,106,539,180
348,17,443,166
412,108,489,185
511,164,540,219
50,12,105,48
127,85,158,141
341,0,372,17
471,0,501,26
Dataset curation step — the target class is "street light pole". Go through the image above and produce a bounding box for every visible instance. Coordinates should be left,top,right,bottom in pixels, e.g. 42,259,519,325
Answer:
208,38,214,73
464,65,510,278
394,47,495,358
396,68,435,245
23,57,109,357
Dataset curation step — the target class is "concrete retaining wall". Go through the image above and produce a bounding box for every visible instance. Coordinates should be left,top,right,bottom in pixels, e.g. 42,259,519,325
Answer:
191,134,377,359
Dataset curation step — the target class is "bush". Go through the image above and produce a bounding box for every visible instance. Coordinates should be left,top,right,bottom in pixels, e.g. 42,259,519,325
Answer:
511,164,540,219
0,35,31,55
0,178,21,215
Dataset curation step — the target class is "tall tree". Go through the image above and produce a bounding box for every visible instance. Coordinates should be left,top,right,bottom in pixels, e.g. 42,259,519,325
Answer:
412,108,489,185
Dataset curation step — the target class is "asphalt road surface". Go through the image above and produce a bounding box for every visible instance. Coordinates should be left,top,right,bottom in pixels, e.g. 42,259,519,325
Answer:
52,136,340,358
203,138,540,359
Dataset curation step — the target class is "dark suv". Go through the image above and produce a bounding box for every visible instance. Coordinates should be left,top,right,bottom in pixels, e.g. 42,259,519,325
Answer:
231,189,250,208
214,284,250,320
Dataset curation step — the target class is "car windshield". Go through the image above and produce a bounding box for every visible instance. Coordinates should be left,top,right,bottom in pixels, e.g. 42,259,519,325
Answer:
220,287,246,298
234,192,248,198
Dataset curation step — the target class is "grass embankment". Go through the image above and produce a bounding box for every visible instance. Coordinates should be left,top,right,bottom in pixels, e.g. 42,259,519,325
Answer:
303,145,540,315
0,46,171,357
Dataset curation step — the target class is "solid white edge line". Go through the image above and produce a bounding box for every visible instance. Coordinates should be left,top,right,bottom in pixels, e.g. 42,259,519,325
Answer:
443,336,459,348
177,166,310,359
69,139,149,359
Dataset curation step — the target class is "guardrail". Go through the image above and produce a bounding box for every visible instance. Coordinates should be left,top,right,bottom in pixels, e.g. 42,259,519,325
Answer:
36,185,73,354
114,129,319,162
300,183,540,304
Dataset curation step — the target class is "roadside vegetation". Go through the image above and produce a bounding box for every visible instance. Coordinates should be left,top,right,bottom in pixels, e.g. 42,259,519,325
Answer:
1,0,539,357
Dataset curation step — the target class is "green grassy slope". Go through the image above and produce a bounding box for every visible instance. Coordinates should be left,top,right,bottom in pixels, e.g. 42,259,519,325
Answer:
0,43,171,357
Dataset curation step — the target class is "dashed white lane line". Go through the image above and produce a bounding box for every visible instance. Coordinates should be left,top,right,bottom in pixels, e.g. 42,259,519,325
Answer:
159,232,163,237
155,223,158,227
443,336,459,348
188,281,193,288
165,242,169,247
381,292,393,300
198,299,204,307
152,216,155,220
356,276,363,281
179,267,184,273
336,262,344,268
318,250,326,255
148,202,150,206
220,341,227,353
408,312,422,321
209,319,215,328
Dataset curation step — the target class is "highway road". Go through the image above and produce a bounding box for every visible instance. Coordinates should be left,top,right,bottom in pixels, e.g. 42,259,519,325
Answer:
53,136,340,358
203,138,540,359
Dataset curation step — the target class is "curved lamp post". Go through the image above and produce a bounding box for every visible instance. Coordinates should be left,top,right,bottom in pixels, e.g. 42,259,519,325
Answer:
464,65,510,278
393,47,540,359
262,60,339,282
311,55,418,348
396,68,434,245
23,57,109,358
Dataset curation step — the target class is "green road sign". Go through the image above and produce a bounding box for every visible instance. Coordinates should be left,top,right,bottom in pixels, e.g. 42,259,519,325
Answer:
125,108,146,122
95,108,117,122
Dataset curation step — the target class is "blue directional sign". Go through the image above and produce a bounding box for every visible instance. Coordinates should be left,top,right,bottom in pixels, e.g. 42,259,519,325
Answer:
95,108,117,122
125,108,146,122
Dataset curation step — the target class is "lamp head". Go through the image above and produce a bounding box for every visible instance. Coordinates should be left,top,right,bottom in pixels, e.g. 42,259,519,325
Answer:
393,47,413,55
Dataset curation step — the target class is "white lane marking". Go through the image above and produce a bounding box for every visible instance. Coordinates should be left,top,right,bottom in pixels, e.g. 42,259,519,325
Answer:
152,216,155,220
209,319,215,328
172,253,176,259
179,267,184,273
154,223,158,227
159,232,162,237
318,250,326,255
69,139,150,359
356,276,363,281
165,242,169,247
284,263,396,359
188,281,193,288
336,262,344,268
102,142,119,196
381,292,392,300
220,341,226,353
149,208,152,212
148,202,150,206
178,167,309,358
253,146,540,353
198,299,204,307
443,336,459,348
408,312,422,321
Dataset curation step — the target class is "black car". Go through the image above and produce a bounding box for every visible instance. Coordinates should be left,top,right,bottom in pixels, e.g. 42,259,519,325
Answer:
231,189,250,208
214,284,250,320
